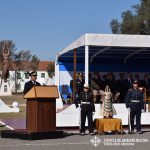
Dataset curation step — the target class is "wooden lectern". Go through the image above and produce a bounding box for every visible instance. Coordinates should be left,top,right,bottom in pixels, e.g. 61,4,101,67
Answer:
24,86,58,132
1,86,63,140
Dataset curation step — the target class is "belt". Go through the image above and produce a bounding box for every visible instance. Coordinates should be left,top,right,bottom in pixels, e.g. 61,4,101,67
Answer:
131,100,140,103
81,102,91,104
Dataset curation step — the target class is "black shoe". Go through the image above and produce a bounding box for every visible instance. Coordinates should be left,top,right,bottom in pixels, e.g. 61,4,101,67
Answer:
90,132,95,136
80,132,85,136
128,130,134,134
137,131,142,134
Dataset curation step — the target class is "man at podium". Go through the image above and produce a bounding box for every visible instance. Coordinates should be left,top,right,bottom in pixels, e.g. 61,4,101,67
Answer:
23,71,41,95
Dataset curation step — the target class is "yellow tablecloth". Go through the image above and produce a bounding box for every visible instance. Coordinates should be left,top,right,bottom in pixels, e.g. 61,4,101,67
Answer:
95,118,123,133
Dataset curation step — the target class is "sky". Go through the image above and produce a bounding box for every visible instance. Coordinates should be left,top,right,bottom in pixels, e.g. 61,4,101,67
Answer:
0,0,140,61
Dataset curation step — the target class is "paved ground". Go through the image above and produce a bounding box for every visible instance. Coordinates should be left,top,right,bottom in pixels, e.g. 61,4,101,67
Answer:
0,130,150,150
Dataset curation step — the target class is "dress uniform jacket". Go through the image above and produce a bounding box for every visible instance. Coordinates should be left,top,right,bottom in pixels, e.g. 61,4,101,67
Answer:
23,80,41,95
125,88,144,110
75,92,95,112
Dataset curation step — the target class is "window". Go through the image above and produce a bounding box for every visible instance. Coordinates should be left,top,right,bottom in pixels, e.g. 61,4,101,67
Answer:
41,73,45,78
16,84,21,90
25,73,29,79
4,85,7,92
17,72,21,79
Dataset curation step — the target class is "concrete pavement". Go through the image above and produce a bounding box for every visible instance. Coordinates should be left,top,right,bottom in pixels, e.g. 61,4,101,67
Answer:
0,130,150,150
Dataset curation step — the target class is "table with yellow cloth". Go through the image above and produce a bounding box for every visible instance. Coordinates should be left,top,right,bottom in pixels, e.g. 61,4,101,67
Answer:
95,118,123,133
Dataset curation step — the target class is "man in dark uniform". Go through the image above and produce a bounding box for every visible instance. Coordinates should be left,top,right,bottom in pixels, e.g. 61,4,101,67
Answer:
75,84,95,135
23,71,41,95
125,80,144,134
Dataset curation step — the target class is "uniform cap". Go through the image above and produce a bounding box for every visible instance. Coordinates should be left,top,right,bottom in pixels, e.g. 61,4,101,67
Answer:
29,71,37,76
133,80,138,84
76,73,82,77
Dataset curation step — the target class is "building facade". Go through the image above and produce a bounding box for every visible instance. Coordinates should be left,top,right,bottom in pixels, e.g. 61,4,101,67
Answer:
0,61,55,93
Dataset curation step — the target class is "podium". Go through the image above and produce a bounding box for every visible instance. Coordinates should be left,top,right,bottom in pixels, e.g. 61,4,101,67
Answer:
25,86,58,132
1,86,63,140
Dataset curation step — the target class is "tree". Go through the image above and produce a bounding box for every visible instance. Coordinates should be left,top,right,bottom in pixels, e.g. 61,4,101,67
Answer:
47,62,55,78
110,0,150,35
30,54,40,71
0,40,40,72
0,39,41,93
0,40,16,70
13,50,32,93
110,19,121,34
14,50,32,71
0,40,33,93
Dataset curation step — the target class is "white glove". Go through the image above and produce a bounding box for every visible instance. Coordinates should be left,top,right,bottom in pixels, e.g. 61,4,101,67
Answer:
141,109,145,113
128,108,130,111
92,112,95,115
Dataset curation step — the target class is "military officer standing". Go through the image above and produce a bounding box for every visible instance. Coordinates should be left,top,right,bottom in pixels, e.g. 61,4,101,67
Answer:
23,71,41,95
125,80,144,134
75,84,95,135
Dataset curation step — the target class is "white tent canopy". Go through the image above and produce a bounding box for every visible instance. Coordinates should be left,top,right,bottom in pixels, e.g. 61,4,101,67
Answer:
57,33,150,58
56,33,150,87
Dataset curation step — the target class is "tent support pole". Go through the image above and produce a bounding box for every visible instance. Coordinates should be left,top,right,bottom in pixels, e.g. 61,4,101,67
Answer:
55,61,59,87
85,45,89,85
73,48,77,103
